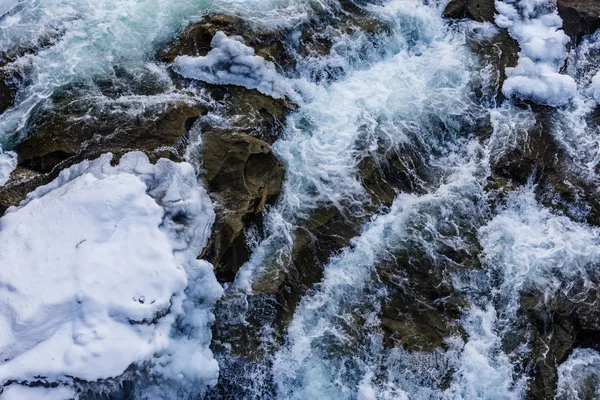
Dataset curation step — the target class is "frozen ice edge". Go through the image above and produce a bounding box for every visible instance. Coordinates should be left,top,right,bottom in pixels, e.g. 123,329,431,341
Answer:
0,152,222,399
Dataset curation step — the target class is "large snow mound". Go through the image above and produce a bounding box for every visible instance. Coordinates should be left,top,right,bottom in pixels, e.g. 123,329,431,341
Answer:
0,152,221,398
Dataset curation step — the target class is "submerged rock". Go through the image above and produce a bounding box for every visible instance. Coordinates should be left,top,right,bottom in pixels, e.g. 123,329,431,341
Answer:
519,277,600,399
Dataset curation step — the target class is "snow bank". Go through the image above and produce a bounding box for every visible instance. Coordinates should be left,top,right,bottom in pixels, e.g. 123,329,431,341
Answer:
173,31,293,99
0,149,16,186
0,152,221,398
495,0,576,106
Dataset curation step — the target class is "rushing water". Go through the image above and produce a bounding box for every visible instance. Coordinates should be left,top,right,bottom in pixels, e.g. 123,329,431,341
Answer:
1,0,600,398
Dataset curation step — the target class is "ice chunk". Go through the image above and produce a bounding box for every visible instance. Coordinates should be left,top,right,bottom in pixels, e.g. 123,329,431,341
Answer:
496,0,576,106
0,152,221,395
503,57,577,106
174,31,293,99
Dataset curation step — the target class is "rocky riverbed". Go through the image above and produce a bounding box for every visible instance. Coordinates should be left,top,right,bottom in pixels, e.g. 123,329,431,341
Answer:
0,0,600,398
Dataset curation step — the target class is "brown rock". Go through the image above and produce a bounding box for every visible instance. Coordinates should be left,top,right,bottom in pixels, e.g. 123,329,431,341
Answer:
0,88,207,213
558,0,600,40
471,30,520,102
443,0,497,22
201,129,285,281
17,99,206,174
0,73,15,115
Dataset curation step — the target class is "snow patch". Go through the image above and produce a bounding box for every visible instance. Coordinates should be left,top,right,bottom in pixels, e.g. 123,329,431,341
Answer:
173,31,294,100
0,152,221,397
495,0,576,106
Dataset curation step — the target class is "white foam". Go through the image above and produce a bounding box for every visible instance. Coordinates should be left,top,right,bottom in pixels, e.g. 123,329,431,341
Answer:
495,0,576,105
0,152,221,396
444,306,526,399
556,348,600,399
0,148,16,186
273,146,491,398
0,0,20,18
479,187,600,306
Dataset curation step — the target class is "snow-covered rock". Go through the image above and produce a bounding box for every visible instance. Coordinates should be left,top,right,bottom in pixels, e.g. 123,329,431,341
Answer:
173,31,293,99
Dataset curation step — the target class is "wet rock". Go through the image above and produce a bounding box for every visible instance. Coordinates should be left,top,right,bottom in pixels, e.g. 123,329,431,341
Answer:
471,30,520,102
0,86,207,212
161,7,388,76
201,84,293,145
201,128,285,281
490,107,559,186
520,279,600,399
0,73,15,115
160,15,297,279
558,0,600,40
443,0,496,22
378,244,473,352
359,142,428,207
17,98,205,174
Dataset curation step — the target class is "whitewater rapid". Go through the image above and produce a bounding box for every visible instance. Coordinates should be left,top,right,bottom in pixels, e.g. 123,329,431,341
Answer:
1,0,600,398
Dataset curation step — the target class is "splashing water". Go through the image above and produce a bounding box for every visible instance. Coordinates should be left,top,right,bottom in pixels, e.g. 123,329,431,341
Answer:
2,0,600,398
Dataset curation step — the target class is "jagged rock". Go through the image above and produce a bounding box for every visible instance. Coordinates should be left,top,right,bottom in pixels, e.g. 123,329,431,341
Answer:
491,111,558,186
378,239,475,352
160,8,388,76
359,143,428,207
443,0,496,22
0,86,207,213
520,277,600,399
0,73,15,115
201,128,285,281
17,100,205,174
471,30,520,102
160,15,297,279
201,84,293,145
558,0,600,40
